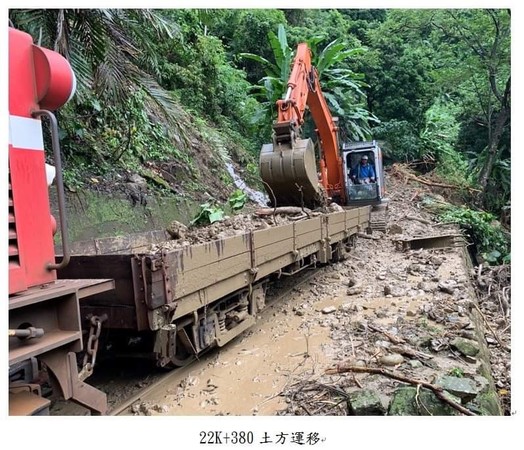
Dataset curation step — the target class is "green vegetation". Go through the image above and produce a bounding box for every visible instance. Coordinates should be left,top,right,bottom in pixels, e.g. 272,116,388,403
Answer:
10,9,510,247
190,188,249,226
448,367,465,378
361,9,510,213
241,23,376,142
422,194,509,265
228,189,248,211
438,206,510,265
190,202,225,226
190,186,252,226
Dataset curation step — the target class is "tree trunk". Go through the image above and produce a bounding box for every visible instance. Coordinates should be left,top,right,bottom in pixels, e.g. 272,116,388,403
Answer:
477,75,511,207
477,106,509,202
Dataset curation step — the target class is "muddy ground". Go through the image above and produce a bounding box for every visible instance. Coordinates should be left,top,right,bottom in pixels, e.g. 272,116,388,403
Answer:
118,170,510,417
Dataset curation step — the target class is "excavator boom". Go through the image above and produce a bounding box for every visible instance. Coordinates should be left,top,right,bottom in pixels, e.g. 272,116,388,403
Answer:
260,43,345,208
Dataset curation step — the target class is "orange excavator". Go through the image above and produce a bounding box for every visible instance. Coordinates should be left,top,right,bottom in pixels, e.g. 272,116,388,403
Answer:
260,43,386,218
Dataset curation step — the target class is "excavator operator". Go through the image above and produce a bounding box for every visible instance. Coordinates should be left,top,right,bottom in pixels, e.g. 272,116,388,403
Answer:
351,155,376,184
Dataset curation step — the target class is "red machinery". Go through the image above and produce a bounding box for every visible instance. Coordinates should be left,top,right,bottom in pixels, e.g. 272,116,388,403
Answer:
8,27,114,415
9,27,76,293
260,43,344,207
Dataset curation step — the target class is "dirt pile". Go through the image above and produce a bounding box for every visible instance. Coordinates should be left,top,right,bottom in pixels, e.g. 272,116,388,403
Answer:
79,165,510,418
275,169,510,416
145,165,510,416
150,204,341,253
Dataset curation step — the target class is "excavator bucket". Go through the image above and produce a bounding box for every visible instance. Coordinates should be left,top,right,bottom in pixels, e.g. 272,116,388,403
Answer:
259,138,321,208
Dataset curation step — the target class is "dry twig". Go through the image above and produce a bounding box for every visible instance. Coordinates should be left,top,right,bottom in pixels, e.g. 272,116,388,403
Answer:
368,323,405,345
472,302,511,352
415,384,432,416
389,344,433,361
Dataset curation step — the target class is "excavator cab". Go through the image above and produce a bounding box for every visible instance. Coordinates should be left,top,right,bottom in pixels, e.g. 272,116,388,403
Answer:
342,141,385,207
259,43,386,213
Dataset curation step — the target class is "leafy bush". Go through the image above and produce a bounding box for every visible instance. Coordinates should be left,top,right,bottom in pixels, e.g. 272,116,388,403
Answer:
58,90,177,170
419,99,473,187
372,119,421,161
437,206,510,265
190,202,225,226
228,189,248,211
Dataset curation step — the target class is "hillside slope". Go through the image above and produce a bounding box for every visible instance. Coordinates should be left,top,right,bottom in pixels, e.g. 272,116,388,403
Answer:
52,111,264,242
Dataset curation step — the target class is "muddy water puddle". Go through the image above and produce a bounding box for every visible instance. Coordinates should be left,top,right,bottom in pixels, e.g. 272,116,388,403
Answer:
123,269,354,415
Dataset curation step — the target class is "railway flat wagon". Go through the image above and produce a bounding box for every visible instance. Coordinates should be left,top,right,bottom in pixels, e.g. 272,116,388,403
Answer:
59,207,370,367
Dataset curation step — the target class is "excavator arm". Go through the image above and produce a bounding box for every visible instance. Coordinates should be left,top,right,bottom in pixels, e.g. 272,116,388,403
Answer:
260,43,345,207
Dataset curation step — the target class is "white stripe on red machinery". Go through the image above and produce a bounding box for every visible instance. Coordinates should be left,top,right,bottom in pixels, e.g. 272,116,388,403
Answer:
8,115,44,151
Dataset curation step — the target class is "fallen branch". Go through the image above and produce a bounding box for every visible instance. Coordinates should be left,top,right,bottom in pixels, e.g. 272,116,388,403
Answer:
389,344,433,361
405,173,481,193
325,365,476,416
367,324,433,360
432,222,456,227
402,215,432,225
255,206,312,216
261,181,278,225
368,323,405,345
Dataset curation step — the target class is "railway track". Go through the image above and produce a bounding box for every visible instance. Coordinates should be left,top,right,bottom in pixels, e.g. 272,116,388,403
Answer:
52,267,326,416
107,266,325,416
50,204,369,417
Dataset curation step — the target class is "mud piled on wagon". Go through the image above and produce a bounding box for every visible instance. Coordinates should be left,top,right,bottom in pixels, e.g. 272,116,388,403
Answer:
149,204,343,253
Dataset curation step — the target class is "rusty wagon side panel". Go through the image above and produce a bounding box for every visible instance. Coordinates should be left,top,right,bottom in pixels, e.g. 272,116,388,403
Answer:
155,207,370,320
59,206,370,363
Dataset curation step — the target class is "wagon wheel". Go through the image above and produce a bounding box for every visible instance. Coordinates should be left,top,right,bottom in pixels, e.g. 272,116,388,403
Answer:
170,328,197,367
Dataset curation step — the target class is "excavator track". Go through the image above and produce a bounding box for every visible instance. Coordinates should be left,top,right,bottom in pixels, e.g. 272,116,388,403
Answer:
370,203,389,232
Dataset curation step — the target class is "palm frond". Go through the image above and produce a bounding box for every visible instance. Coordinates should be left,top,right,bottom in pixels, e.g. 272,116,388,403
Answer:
268,30,285,72
239,53,280,78
9,9,57,47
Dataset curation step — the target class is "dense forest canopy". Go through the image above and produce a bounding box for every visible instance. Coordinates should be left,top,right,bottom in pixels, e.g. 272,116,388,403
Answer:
9,9,510,219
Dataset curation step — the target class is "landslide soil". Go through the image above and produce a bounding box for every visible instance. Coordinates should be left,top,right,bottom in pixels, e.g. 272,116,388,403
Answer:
106,168,510,417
